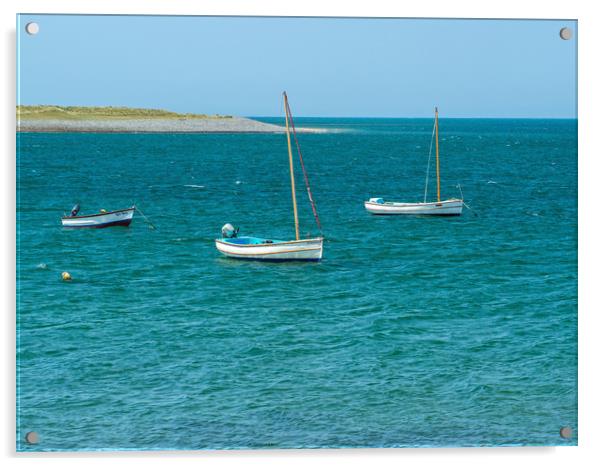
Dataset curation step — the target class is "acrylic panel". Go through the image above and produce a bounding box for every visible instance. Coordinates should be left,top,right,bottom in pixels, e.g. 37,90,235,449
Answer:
16,15,578,451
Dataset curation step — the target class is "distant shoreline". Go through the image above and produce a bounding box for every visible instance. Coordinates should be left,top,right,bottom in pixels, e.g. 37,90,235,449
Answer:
16,105,326,134
17,117,328,134
16,117,330,134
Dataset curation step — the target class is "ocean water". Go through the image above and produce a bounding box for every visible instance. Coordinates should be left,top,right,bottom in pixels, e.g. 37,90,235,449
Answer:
16,118,577,451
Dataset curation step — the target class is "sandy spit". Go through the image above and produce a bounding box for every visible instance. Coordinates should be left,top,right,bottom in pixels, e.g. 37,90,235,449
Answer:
17,117,327,134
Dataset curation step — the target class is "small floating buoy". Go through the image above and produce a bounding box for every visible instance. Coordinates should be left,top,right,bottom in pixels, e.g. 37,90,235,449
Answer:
61,271,72,281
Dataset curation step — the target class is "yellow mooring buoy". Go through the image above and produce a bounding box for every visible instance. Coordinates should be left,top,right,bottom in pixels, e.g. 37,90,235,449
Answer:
61,271,72,281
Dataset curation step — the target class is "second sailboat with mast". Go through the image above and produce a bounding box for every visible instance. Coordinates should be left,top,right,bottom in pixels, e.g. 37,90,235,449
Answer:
364,107,463,216
215,92,324,261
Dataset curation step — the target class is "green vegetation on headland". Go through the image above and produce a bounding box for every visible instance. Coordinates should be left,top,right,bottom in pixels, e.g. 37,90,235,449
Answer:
17,105,232,120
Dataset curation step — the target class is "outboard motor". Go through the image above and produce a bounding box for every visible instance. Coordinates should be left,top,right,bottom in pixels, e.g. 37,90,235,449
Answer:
221,223,239,238
70,204,81,217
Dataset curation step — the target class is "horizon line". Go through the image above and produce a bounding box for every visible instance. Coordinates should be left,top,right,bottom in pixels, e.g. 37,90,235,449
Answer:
248,115,578,120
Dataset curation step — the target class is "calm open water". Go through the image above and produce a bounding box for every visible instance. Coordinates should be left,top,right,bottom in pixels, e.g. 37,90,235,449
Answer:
17,118,577,450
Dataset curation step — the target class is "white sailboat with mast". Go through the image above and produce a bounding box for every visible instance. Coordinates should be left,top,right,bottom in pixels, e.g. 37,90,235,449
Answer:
364,107,463,216
215,92,324,261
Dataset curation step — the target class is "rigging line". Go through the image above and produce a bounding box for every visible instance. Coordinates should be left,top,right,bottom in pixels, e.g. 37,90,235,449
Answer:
462,201,478,217
456,183,464,201
423,120,437,203
133,204,157,230
286,101,322,233
456,184,477,216
284,97,323,233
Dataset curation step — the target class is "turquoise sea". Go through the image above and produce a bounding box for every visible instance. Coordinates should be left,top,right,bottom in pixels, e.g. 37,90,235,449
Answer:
16,118,577,451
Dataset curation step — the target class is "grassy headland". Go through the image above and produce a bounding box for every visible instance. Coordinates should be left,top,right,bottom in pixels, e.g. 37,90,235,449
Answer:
17,105,232,121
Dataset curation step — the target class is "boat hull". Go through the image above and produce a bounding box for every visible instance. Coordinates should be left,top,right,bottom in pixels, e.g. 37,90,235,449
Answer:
61,208,135,228
364,199,463,216
215,237,323,261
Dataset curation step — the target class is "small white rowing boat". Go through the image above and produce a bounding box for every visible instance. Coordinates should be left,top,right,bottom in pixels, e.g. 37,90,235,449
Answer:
365,107,464,216
216,92,323,262
215,237,323,261
61,206,135,228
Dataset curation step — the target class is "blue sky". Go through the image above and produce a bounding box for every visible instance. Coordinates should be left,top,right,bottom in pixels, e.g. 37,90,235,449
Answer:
17,15,577,118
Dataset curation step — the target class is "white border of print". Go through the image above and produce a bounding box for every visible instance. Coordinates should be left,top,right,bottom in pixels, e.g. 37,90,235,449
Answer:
3,1,600,466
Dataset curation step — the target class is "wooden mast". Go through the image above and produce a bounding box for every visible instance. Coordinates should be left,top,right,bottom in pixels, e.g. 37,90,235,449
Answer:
435,106,441,202
284,92,300,241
